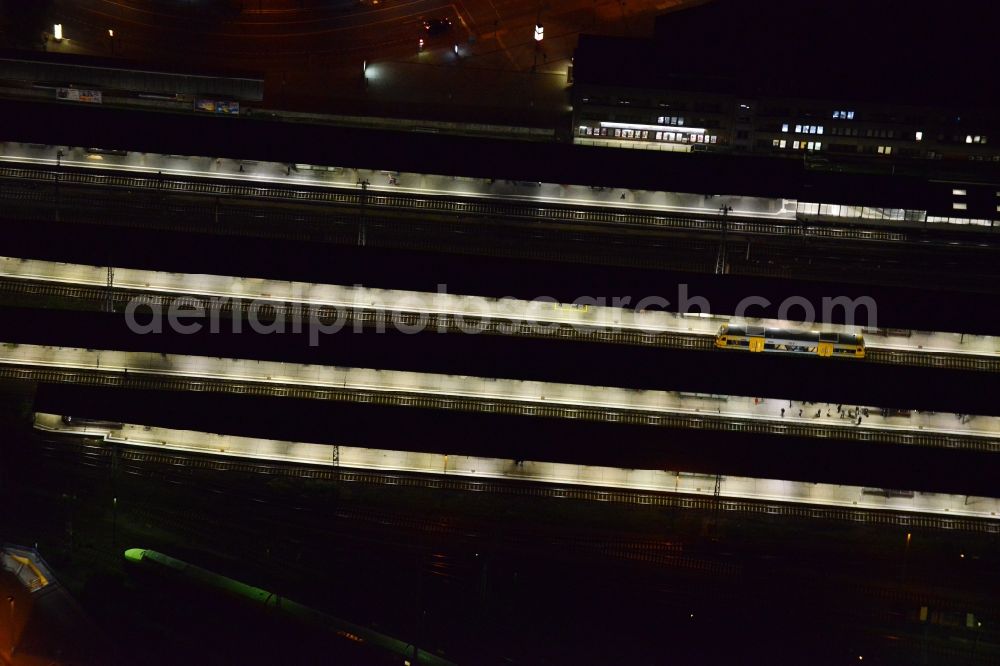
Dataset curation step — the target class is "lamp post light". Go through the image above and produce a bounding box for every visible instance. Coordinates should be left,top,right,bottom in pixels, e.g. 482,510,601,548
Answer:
531,23,544,72
6,595,14,655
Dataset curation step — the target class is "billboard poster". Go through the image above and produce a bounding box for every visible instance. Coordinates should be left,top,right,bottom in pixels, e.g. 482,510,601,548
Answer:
195,99,240,115
57,88,102,104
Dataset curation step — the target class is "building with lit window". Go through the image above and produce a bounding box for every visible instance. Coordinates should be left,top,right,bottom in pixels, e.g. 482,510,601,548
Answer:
571,0,999,164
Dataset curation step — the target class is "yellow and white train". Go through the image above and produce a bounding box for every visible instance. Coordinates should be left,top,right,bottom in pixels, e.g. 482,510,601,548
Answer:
715,324,865,358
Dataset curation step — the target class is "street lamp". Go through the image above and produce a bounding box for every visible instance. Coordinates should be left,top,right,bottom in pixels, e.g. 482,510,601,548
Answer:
6,595,13,655
531,22,544,72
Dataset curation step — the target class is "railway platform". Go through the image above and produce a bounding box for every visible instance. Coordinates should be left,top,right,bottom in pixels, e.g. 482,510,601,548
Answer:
0,256,997,372
34,413,1000,528
6,343,1000,453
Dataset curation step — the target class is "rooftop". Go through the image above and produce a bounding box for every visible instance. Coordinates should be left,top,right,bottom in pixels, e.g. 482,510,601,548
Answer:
574,0,1000,108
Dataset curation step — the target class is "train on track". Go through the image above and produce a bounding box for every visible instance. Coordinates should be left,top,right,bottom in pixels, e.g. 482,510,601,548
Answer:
61,414,124,428
715,324,865,358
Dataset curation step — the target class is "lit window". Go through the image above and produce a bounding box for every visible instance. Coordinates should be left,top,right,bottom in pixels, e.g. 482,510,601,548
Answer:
953,189,967,196
975,136,982,143
656,132,662,140
885,146,892,155
782,123,789,132
772,139,780,147
795,125,802,133
710,136,717,143
677,118,684,126
779,139,787,148
877,146,885,154
818,126,824,134
953,202,967,210
847,111,854,119
832,111,839,119
807,141,815,150
815,142,822,150
793,141,800,149
657,116,664,123
809,126,816,134
967,135,973,143
916,131,923,141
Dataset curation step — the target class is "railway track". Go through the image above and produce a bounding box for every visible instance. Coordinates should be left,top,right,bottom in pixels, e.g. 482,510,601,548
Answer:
14,357,1000,453
39,437,733,575
0,164,911,242
31,439,1000,663
11,168,1000,290
40,435,1000,538
1,276,998,373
